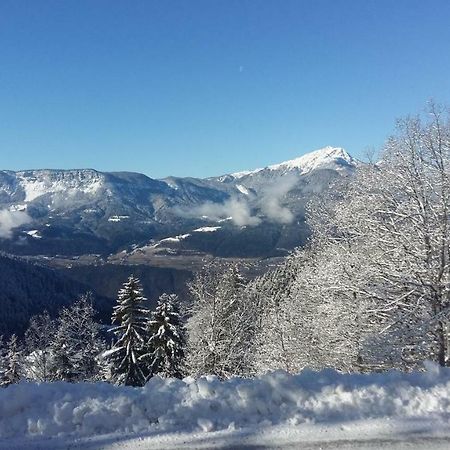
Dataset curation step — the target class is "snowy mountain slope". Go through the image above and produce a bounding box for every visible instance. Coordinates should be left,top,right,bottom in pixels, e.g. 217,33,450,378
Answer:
0,147,357,257
0,169,171,206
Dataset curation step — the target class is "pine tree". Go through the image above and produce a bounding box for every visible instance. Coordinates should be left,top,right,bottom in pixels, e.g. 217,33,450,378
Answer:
0,335,6,386
144,293,185,379
52,294,105,382
107,276,149,386
24,311,56,382
1,334,23,386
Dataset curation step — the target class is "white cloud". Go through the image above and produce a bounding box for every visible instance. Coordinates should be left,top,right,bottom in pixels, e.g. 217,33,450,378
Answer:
185,197,261,227
176,174,298,226
258,174,297,224
0,209,32,239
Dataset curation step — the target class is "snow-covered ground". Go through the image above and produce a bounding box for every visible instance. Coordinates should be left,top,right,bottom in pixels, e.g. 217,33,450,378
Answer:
193,226,221,232
2,363,450,449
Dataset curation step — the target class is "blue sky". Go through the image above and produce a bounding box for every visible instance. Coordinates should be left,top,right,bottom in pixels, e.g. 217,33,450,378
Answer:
1,1,450,178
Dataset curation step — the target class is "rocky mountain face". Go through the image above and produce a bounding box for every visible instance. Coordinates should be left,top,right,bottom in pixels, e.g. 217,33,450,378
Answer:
0,147,357,258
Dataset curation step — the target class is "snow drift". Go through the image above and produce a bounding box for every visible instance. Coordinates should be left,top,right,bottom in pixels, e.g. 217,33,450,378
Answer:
1,363,450,440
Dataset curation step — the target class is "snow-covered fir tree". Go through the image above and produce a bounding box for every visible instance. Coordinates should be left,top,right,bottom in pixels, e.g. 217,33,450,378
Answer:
51,294,105,382
0,336,5,385
1,334,23,386
24,311,56,382
107,276,150,386
143,293,186,379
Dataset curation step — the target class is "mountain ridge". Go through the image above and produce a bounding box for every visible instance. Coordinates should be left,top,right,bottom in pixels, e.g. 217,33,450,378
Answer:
2,146,354,182
0,146,356,258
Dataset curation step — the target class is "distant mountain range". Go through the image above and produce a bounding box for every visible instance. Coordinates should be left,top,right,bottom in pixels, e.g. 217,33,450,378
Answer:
0,147,357,258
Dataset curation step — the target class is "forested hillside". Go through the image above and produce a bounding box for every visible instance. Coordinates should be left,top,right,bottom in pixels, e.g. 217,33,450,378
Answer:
0,254,110,337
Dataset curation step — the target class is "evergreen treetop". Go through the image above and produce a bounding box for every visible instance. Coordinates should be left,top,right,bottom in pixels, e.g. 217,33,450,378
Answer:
144,293,185,379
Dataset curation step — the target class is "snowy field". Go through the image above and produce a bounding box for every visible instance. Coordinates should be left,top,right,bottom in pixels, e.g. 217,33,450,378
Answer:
2,362,450,449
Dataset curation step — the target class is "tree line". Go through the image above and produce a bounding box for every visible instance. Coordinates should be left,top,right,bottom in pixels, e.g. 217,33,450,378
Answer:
0,280,186,387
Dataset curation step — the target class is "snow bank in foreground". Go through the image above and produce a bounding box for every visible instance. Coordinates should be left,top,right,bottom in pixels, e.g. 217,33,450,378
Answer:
1,363,450,439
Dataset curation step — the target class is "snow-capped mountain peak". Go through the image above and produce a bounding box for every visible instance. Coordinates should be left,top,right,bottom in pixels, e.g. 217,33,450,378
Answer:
231,146,355,179
268,146,353,173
